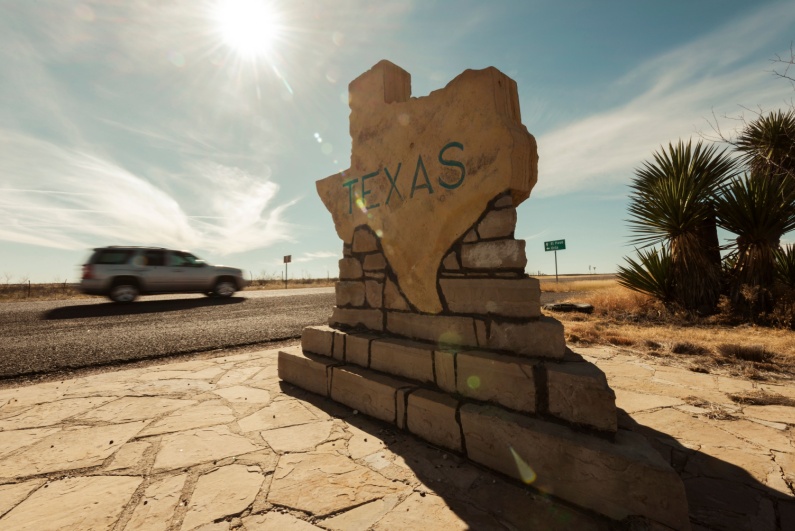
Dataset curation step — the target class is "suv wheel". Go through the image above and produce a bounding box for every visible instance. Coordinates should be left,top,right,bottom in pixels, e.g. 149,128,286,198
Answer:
109,281,139,303
213,279,236,298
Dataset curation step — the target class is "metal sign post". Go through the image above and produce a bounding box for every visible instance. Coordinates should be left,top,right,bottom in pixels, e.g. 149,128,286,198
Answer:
543,240,566,282
283,255,291,288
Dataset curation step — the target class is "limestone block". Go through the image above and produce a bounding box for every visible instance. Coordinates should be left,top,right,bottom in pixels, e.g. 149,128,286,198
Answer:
333,330,346,361
384,278,410,310
477,208,516,240
546,361,617,432
278,346,338,397
442,252,460,270
339,258,363,280
461,240,527,270
440,278,540,318
330,366,411,424
463,229,479,243
396,387,411,429
494,195,513,209
301,325,335,357
343,243,352,257
346,333,378,367
474,320,487,346
363,253,387,271
317,61,538,314
434,350,456,393
387,311,477,347
336,281,366,307
456,350,536,413
365,280,383,308
460,404,690,530
353,227,378,253
370,338,434,383
406,389,462,452
488,316,565,359
330,307,384,332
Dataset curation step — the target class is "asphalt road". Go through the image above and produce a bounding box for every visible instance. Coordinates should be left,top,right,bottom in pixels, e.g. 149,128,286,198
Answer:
0,288,335,380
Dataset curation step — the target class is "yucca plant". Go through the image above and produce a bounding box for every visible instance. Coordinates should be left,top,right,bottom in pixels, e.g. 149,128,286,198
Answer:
736,109,795,181
774,244,795,289
617,246,675,303
627,140,737,311
716,173,795,311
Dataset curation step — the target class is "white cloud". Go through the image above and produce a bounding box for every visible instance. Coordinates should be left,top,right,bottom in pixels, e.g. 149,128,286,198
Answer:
535,2,795,197
0,131,294,254
293,251,340,263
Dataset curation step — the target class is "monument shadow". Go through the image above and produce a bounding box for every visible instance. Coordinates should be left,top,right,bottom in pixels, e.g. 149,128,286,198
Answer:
43,296,246,320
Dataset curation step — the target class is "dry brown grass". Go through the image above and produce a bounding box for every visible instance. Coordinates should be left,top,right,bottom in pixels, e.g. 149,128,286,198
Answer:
545,279,795,380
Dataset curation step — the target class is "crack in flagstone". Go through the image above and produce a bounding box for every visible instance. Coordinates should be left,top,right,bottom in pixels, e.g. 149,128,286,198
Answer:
771,452,795,497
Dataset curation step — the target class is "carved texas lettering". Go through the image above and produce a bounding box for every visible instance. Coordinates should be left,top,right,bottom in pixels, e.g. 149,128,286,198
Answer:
344,141,465,214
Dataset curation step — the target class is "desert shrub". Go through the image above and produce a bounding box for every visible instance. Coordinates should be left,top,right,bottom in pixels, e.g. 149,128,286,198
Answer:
671,342,710,355
717,343,774,363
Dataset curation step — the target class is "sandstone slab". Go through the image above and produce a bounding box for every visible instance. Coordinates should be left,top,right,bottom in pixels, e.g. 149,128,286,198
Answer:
345,332,377,367
439,277,540,318
316,61,537,313
153,425,261,471
139,400,236,436
0,475,141,531
125,474,186,531
0,479,45,518
460,404,689,530
0,396,113,430
476,207,516,239
460,239,527,270
269,451,401,515
0,427,60,459
182,464,264,530
0,422,145,479
546,361,617,432
370,337,434,383
278,346,339,397
105,440,151,473
301,325,335,356
487,316,565,358
386,311,477,346
212,385,271,404
238,397,319,432
456,349,536,413
336,281,366,307
244,512,324,530
406,389,462,452
260,420,334,453
77,397,195,423
330,366,411,424
330,307,384,331
321,494,404,531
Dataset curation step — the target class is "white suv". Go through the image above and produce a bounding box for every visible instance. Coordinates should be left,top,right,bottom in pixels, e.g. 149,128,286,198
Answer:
80,247,248,303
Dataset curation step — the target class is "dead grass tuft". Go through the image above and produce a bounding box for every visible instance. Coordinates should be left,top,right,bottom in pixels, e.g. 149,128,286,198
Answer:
716,344,775,363
727,390,795,406
671,342,711,356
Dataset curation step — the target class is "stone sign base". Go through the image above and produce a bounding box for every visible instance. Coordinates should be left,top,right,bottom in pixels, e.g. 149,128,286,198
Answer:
280,330,689,530
279,191,689,529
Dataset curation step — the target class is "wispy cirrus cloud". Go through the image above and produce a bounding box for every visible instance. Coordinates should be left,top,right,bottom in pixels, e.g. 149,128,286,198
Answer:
0,131,293,254
535,2,795,197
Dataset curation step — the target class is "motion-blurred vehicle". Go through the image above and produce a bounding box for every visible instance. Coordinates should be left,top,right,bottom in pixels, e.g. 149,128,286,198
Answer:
79,246,248,303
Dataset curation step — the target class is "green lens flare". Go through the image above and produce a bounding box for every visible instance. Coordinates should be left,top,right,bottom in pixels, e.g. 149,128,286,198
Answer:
509,446,537,484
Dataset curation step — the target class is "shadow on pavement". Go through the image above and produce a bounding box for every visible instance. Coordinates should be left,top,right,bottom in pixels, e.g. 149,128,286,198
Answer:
279,383,794,530
42,296,246,320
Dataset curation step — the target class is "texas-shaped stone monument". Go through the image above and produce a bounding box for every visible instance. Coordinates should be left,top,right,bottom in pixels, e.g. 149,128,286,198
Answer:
279,61,690,529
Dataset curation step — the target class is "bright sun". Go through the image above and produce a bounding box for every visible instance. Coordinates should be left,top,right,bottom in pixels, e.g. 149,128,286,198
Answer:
214,0,281,58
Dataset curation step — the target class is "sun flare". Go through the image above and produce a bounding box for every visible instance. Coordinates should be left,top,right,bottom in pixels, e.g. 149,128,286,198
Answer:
214,0,281,58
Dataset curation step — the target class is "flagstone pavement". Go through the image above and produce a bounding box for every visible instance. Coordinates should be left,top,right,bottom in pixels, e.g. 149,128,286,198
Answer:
0,343,792,530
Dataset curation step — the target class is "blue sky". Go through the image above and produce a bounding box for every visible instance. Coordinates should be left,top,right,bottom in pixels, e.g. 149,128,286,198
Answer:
1,0,794,283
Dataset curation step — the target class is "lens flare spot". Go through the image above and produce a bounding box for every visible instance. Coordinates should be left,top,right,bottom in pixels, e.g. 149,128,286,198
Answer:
438,331,461,345
375,229,384,238
466,375,480,390
321,143,333,155
168,51,185,68
332,31,345,46
509,446,537,484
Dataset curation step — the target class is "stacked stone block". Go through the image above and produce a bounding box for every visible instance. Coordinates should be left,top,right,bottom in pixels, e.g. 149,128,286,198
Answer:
279,191,690,529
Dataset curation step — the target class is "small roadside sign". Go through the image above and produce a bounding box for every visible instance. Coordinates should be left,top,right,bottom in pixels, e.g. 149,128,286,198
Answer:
283,255,292,263
544,239,566,252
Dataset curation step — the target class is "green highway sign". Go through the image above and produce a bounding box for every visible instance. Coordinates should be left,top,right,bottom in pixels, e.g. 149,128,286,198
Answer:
544,239,566,252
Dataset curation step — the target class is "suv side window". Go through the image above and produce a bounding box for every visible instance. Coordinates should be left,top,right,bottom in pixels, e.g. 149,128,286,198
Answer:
143,250,165,266
92,249,134,265
170,252,203,267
